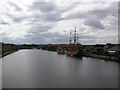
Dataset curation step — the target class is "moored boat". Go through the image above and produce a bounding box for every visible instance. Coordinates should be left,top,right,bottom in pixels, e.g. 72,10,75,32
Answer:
66,44,83,57
57,26,83,58
65,26,83,58
57,44,66,54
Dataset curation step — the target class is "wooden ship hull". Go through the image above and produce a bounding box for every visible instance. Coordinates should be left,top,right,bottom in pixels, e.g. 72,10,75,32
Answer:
66,50,82,57
65,44,83,58
57,44,66,54
57,49,65,54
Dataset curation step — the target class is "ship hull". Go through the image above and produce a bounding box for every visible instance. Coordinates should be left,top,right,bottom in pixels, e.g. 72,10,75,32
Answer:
66,50,82,58
57,44,83,58
57,46,66,54
57,51,65,54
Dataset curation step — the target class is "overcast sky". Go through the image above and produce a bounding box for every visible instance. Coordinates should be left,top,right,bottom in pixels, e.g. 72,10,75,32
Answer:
0,0,119,45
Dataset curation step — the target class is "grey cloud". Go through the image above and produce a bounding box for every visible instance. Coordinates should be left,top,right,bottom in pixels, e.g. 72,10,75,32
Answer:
7,2,22,11
1,2,118,44
28,11,62,22
27,25,52,37
60,2,80,13
64,2,118,20
30,2,56,12
2,1,62,24
89,9,108,19
78,35,96,39
24,32,56,44
64,12,86,20
64,3,117,29
32,12,62,22
0,21,10,25
6,13,29,23
40,33,69,44
12,16,26,22
89,3,118,19
42,12,63,22
85,19,105,29
5,1,78,24
25,31,69,44
30,2,62,22
30,2,80,22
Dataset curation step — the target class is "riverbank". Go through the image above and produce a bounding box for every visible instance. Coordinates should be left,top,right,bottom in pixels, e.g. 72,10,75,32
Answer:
1,50,18,58
42,48,119,62
83,53,119,62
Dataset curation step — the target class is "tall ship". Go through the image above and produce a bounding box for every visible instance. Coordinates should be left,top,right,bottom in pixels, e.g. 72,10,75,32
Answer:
57,26,83,58
57,44,66,54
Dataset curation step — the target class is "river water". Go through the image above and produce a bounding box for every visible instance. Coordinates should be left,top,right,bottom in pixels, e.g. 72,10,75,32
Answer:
2,49,118,88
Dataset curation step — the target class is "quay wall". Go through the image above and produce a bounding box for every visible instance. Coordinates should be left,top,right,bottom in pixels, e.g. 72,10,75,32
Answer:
0,43,18,57
83,53,119,62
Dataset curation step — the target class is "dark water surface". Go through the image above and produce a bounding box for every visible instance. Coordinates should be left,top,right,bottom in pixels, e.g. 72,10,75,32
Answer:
2,49,118,88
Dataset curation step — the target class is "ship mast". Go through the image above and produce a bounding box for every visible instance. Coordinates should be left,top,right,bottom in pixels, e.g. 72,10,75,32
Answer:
74,26,77,45
76,33,79,44
69,31,72,44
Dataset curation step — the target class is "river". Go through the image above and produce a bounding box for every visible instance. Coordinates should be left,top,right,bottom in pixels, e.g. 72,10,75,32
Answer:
2,49,118,88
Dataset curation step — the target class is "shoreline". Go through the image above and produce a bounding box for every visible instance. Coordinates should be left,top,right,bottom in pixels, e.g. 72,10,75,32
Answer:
43,49,119,62
83,53,119,62
0,49,119,63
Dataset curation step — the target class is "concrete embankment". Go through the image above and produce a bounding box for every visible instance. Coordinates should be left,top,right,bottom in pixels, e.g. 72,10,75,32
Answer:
1,50,18,58
83,53,119,62
0,43,18,58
